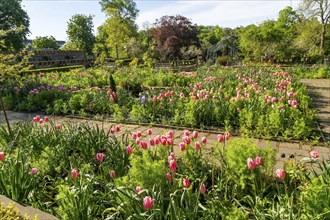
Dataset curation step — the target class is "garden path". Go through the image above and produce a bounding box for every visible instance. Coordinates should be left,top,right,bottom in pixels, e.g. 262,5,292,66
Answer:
1,111,329,170
300,79,330,142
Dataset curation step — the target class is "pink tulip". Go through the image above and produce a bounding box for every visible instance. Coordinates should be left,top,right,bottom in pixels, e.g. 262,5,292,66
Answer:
96,153,105,162
167,138,173,146
166,131,174,138
135,138,140,145
136,186,142,194
170,152,175,159
140,141,148,150
137,131,142,137
192,131,198,139
247,158,256,170
132,132,137,139
110,170,116,179
310,151,319,159
0,152,5,161
33,117,38,122
166,173,172,181
110,128,115,134
55,124,61,131
255,156,262,166
71,169,79,180
149,138,155,146
161,138,167,146
126,146,133,155
217,134,224,143
201,136,207,144
183,178,190,188
225,132,230,141
30,168,38,175
115,125,120,132
39,119,43,124
200,183,206,193
44,116,49,122
183,136,191,145
154,137,160,145
143,196,154,210
147,129,152,135
276,169,285,179
195,142,201,151
179,142,186,151
184,130,190,137
35,115,41,121
169,160,176,173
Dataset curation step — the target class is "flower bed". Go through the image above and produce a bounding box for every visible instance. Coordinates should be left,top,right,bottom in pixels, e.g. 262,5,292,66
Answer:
0,119,328,219
1,66,320,140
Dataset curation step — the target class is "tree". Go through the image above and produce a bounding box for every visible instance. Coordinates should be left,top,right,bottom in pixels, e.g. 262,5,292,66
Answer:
32,36,59,50
299,0,330,54
0,0,29,51
197,25,223,45
150,15,200,61
100,0,138,21
66,14,95,54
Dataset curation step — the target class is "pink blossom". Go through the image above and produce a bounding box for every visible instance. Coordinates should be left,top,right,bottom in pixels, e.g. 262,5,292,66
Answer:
247,158,256,170
39,119,43,124
217,134,224,143
195,142,201,151
136,186,142,194
96,153,105,162
179,142,186,151
140,141,148,150
149,138,155,146
225,132,230,141
161,138,167,146
255,156,262,166
200,184,206,193
183,136,191,145
132,132,137,139
44,116,49,122
30,168,38,175
166,131,174,138
154,137,160,145
167,138,173,146
166,173,172,181
170,152,175,159
55,124,61,131
110,128,115,134
143,196,154,210
135,138,140,145
184,130,190,137
147,129,152,135
126,146,133,155
201,136,207,144
183,178,191,188
192,131,198,139
310,151,319,159
71,169,79,180
137,131,142,137
110,170,116,179
0,152,4,161
276,169,285,179
169,160,176,173
115,125,120,132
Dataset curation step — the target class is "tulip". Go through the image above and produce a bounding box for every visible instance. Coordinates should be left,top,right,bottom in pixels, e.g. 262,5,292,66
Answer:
247,158,256,170
161,138,167,146
136,186,142,194
169,160,176,173
30,168,38,175
310,151,319,159
167,138,173,146
147,129,152,135
195,142,201,151
110,170,116,179
170,152,175,159
217,134,224,143
110,128,115,134
115,125,120,132
183,178,190,188
255,156,262,166
132,132,137,139
44,116,49,122
55,124,61,131
0,152,5,161
184,130,190,137
154,137,160,145
149,138,155,146
35,115,41,121
126,146,133,155
225,132,230,141
39,119,43,124
140,141,148,150
135,138,140,145
167,131,174,138
71,169,79,180
166,173,172,181
276,169,285,179
96,153,105,162
137,131,142,137
201,136,207,144
200,183,206,193
192,131,198,139
179,142,186,151
183,136,191,145
143,196,154,210
33,117,38,122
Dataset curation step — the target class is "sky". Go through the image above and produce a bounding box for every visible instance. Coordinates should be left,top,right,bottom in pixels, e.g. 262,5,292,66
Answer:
21,0,302,41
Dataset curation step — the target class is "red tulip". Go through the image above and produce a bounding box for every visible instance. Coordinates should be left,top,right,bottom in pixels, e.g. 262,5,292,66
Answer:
255,156,262,166
0,152,4,161
276,169,285,179
310,151,319,159
30,168,38,175
126,146,133,155
96,153,105,162
166,173,172,181
195,142,201,151
143,196,154,210
200,183,206,193
183,178,190,188
71,169,78,180
247,158,256,170
201,136,207,144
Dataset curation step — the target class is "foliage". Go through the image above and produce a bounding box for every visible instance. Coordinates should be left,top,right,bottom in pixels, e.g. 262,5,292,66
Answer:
0,203,38,220
32,36,60,50
216,56,232,66
66,14,95,55
150,15,200,61
0,0,29,51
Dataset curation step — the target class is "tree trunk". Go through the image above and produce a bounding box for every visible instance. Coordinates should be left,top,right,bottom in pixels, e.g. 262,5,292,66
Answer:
115,45,119,60
0,95,13,140
320,23,326,55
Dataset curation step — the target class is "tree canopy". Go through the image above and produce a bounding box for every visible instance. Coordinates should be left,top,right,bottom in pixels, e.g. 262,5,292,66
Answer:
32,36,60,50
66,14,95,54
0,0,29,51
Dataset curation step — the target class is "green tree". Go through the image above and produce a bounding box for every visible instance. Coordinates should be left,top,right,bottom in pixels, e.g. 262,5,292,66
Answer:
197,25,223,45
32,36,59,50
0,0,29,51
100,0,138,21
66,14,95,54
299,0,330,54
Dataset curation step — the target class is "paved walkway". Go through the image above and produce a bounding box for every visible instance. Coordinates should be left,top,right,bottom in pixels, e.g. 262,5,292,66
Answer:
301,79,330,142
1,111,329,170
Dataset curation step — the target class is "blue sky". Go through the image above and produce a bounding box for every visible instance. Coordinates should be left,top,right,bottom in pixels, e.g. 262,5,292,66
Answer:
22,0,302,41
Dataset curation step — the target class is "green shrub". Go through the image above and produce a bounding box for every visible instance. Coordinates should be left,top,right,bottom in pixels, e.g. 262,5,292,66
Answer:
216,56,232,66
